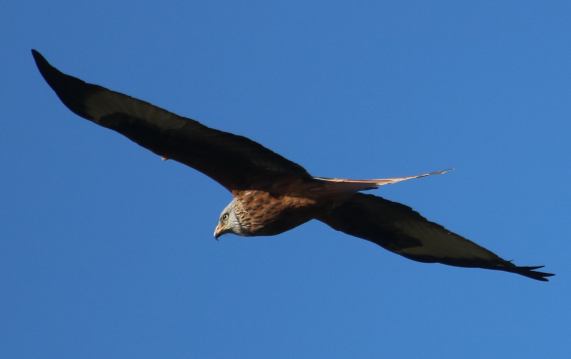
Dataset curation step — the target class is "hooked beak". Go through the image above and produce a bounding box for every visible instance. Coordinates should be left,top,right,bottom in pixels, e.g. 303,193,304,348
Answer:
213,224,224,240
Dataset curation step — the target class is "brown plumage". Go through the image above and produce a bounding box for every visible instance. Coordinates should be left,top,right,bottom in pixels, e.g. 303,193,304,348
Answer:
32,49,554,282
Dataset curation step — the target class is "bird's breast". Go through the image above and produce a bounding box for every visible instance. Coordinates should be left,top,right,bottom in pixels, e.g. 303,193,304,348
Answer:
235,190,323,236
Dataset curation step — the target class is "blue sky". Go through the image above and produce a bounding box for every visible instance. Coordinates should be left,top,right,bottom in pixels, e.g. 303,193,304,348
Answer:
1,1,570,358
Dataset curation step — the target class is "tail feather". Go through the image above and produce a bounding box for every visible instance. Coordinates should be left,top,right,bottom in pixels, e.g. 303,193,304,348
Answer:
314,169,452,193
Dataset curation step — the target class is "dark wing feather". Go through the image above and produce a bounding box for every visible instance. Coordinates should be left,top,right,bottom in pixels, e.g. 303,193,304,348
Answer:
318,193,554,281
32,50,311,191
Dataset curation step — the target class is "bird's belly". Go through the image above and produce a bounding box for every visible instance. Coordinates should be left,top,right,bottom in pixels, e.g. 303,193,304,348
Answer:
237,191,322,236
250,209,315,236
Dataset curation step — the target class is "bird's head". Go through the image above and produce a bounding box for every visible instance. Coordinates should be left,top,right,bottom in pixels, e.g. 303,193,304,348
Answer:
214,199,245,239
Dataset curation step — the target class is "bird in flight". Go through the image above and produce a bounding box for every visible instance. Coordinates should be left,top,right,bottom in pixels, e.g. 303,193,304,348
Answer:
32,49,553,281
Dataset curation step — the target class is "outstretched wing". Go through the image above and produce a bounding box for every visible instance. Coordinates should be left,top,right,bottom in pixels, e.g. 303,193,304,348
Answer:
32,50,311,191
318,193,554,281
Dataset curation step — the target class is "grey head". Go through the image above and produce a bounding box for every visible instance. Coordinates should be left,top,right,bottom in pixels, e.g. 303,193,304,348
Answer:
213,199,246,239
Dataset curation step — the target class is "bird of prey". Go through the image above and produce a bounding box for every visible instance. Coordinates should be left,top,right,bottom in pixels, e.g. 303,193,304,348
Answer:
32,49,553,281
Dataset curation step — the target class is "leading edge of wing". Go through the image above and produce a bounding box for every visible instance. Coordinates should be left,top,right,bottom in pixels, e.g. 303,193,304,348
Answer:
31,49,311,191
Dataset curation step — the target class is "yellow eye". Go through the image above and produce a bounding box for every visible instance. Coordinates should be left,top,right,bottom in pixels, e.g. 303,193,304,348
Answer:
221,213,229,223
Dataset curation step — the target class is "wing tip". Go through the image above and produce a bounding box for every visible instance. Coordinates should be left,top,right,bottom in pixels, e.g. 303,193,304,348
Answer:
31,49,48,70
502,265,555,282
31,48,59,86
31,48,94,119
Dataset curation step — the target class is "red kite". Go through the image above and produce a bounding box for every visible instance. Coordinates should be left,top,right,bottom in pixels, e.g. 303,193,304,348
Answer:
32,50,553,281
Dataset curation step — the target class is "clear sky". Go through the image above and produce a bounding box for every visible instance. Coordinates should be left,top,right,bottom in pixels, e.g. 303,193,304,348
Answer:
1,1,569,358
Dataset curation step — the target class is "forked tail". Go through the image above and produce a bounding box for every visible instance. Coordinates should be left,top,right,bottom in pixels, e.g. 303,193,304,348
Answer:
314,169,452,193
